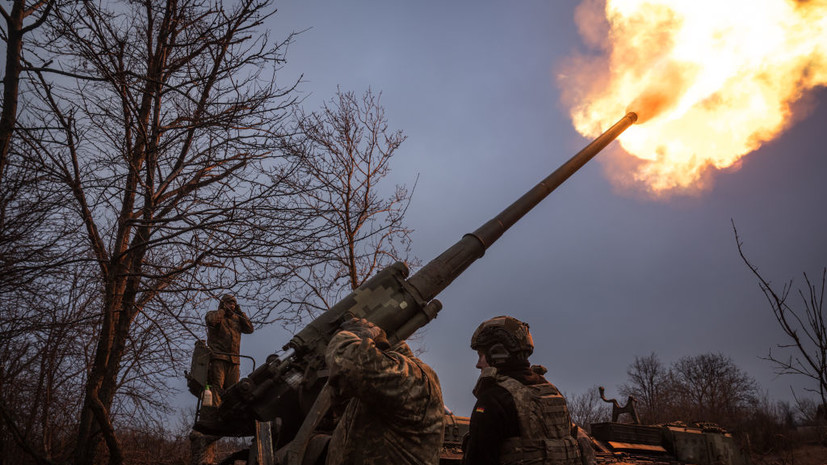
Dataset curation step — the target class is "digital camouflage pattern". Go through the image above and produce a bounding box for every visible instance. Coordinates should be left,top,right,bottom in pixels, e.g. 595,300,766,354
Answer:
325,330,445,465
489,369,581,465
470,316,535,366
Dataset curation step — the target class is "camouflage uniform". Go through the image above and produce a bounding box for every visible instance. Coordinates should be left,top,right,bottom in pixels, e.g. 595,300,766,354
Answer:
192,295,253,465
325,329,445,465
204,295,254,397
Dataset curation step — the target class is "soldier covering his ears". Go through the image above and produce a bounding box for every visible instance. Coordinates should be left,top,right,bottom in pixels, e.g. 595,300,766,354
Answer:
205,294,254,403
191,294,254,465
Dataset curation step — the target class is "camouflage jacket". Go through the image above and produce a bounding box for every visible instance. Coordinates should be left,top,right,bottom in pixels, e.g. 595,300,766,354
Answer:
205,309,254,364
325,330,445,465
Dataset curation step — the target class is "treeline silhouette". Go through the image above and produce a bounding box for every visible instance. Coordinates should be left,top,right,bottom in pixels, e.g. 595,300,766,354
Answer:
3,349,825,464
567,352,826,463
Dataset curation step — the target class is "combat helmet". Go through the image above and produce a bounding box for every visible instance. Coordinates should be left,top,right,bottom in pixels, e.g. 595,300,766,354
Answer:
470,315,534,366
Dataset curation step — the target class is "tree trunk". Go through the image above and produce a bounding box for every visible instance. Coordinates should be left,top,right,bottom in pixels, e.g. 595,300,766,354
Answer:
0,0,25,184
74,278,129,465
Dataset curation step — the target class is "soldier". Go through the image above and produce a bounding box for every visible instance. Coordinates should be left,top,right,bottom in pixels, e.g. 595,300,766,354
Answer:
191,294,254,465
325,318,445,465
205,293,254,402
462,315,581,465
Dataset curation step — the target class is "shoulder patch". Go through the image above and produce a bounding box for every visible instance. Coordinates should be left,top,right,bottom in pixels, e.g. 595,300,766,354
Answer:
474,406,486,414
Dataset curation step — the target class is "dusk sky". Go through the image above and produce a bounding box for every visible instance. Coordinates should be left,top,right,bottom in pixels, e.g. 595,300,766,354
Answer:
184,1,827,418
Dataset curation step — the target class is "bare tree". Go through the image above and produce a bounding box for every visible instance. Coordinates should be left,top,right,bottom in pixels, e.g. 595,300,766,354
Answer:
734,223,827,409
0,0,69,300
8,0,319,463
0,268,97,465
620,352,670,423
567,385,610,432
0,0,53,183
616,351,759,430
741,395,794,454
282,87,417,317
668,353,759,429
0,2,89,453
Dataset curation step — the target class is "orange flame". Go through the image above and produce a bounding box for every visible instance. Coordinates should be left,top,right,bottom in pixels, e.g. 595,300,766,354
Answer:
559,0,827,193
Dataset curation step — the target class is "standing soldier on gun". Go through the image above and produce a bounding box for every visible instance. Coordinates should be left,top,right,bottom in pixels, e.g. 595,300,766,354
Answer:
205,293,254,403
191,294,255,465
463,315,581,465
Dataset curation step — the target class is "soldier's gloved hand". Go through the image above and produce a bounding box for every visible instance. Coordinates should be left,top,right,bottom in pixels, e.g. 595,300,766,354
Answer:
339,318,390,350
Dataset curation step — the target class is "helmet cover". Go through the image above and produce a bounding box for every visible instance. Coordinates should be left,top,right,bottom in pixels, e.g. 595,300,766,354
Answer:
470,315,534,366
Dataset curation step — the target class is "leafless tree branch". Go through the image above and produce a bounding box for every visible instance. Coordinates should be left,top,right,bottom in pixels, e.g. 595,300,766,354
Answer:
733,220,827,408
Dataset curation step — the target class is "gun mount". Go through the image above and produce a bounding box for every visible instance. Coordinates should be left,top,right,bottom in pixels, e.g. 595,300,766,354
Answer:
191,113,639,450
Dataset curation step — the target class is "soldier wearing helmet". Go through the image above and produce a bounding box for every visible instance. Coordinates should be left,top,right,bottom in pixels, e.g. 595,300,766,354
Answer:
204,294,254,402
462,316,581,465
192,294,255,465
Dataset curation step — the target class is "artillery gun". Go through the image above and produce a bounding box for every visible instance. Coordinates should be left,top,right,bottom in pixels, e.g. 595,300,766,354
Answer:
187,113,639,464
186,110,752,465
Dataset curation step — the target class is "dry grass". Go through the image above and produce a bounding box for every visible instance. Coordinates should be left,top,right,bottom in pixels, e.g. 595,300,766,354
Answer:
752,444,827,465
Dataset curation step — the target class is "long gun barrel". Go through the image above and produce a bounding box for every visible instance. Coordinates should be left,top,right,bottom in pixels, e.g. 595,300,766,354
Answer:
407,112,638,307
194,112,638,442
